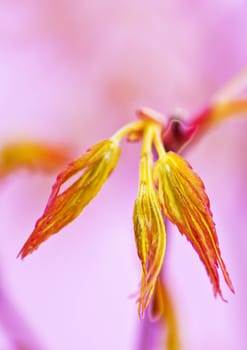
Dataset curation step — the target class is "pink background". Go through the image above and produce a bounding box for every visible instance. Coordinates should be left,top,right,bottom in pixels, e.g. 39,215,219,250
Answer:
0,1,247,349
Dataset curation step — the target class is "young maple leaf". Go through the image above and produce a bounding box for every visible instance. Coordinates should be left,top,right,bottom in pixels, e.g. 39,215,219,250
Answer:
18,139,120,259
133,124,167,318
153,152,234,299
133,180,166,318
16,105,236,320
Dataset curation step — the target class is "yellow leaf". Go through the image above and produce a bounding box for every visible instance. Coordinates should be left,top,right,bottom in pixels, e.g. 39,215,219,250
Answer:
18,140,120,259
133,150,166,318
153,152,234,298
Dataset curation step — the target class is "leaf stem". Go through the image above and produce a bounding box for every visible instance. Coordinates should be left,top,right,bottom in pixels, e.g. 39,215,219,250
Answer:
153,125,166,158
111,120,145,144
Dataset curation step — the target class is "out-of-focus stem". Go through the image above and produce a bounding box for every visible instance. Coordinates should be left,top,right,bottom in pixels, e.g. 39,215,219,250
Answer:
159,277,180,350
212,67,247,102
151,277,180,350
184,68,247,152
163,68,247,154
136,276,180,350
179,98,247,153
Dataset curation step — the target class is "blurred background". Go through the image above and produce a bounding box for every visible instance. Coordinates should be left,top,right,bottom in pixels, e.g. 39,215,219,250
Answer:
0,0,247,349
